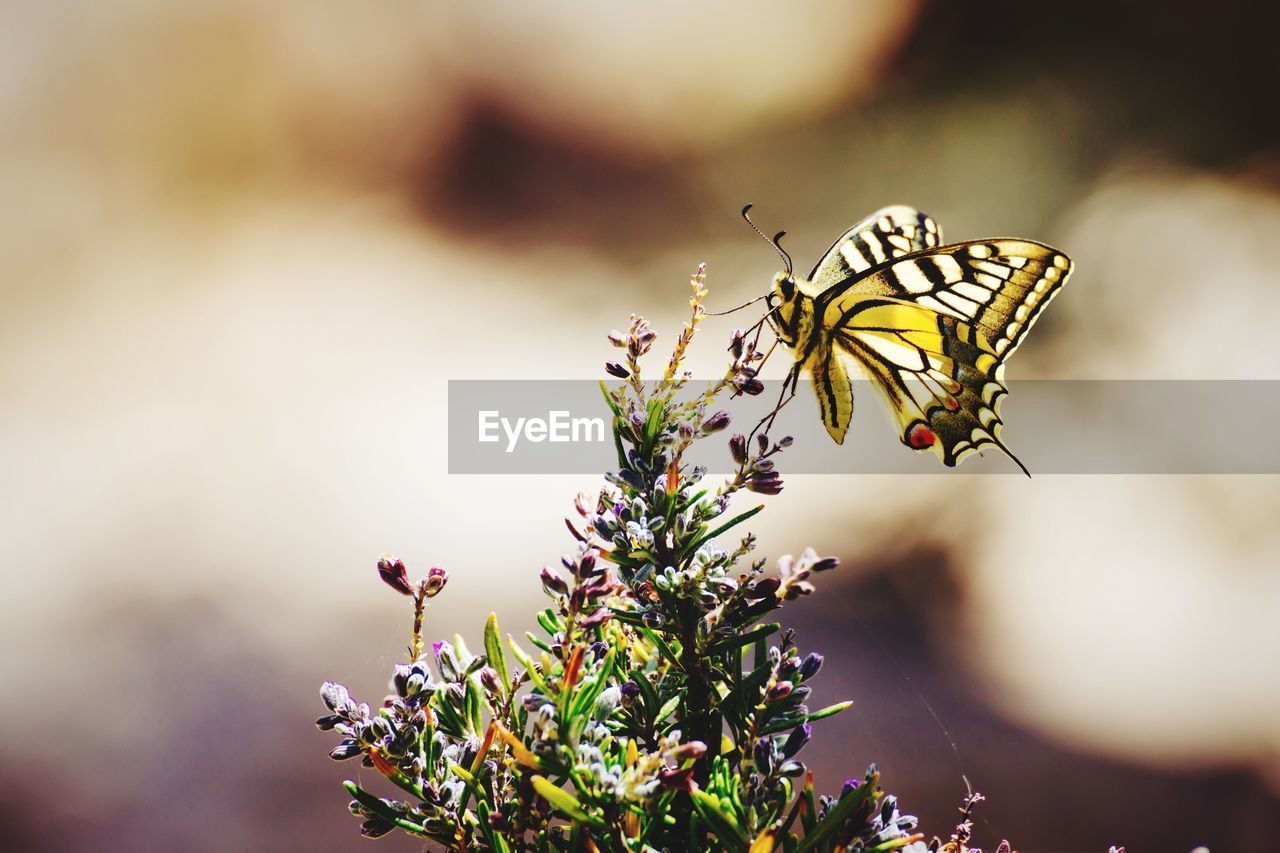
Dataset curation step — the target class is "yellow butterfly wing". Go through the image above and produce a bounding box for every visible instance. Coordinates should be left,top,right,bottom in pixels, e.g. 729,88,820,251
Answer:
806,341,855,444
818,240,1072,469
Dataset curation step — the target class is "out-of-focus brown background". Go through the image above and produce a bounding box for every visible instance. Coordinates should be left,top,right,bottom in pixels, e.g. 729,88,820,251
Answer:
3,2,1279,850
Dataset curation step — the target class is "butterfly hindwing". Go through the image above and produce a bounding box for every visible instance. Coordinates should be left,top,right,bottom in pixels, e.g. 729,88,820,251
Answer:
807,343,854,445
808,205,943,292
829,301,1023,469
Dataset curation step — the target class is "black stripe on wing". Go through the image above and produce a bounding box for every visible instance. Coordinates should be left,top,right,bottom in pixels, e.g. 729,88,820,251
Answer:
833,311,1028,472
866,240,1072,358
808,206,942,292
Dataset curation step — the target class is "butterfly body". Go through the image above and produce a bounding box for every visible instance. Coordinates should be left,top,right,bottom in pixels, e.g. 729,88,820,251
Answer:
763,206,1072,472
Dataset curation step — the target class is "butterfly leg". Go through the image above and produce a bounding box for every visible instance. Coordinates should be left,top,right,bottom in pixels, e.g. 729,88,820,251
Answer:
748,362,800,445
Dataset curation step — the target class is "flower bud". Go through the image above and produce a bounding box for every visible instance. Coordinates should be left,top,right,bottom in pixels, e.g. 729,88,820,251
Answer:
329,739,363,761
315,714,343,731
747,577,781,600
799,652,824,681
747,472,784,495
418,566,449,599
812,555,839,573
376,554,413,596
594,685,622,717
658,766,695,792
607,330,627,347
701,411,731,434
321,681,357,716
480,666,503,695
753,738,776,774
540,566,569,595
605,361,630,379
360,818,395,838
668,741,707,761
781,723,812,759
765,680,793,703
728,434,748,465
577,607,612,628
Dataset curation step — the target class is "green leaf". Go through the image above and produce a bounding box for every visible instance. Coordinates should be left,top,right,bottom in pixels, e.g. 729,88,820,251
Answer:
476,801,513,853
535,608,564,637
644,397,665,448
690,788,748,850
608,607,648,627
730,596,783,629
569,648,617,721
676,488,708,513
447,761,478,786
636,791,679,847
683,504,764,557
655,694,680,724
484,612,509,694
432,693,470,739
531,775,605,828
805,701,853,723
719,659,773,720
627,669,659,717
342,781,428,837
706,623,779,655
794,775,876,853
465,675,483,734
598,380,622,417
507,636,547,693
637,625,683,669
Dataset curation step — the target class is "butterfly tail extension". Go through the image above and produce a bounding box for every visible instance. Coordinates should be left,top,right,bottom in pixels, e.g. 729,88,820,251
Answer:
916,313,1034,471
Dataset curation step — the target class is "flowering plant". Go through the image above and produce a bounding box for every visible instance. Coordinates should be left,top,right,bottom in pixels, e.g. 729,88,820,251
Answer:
316,266,1021,851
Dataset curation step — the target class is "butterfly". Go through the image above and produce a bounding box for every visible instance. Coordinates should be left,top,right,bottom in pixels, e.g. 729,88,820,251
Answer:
747,205,1072,474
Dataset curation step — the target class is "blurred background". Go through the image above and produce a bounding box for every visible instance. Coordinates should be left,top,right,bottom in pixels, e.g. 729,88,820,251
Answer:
2,1,1278,850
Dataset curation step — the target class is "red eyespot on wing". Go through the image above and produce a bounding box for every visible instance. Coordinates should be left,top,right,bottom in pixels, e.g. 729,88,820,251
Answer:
906,423,936,449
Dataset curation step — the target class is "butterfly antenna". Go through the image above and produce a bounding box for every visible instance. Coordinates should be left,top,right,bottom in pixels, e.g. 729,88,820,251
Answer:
741,204,793,274
772,230,793,276
705,293,769,316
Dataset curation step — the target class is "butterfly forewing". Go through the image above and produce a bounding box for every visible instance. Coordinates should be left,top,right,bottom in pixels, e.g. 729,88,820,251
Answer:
824,239,1072,357
808,205,943,292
